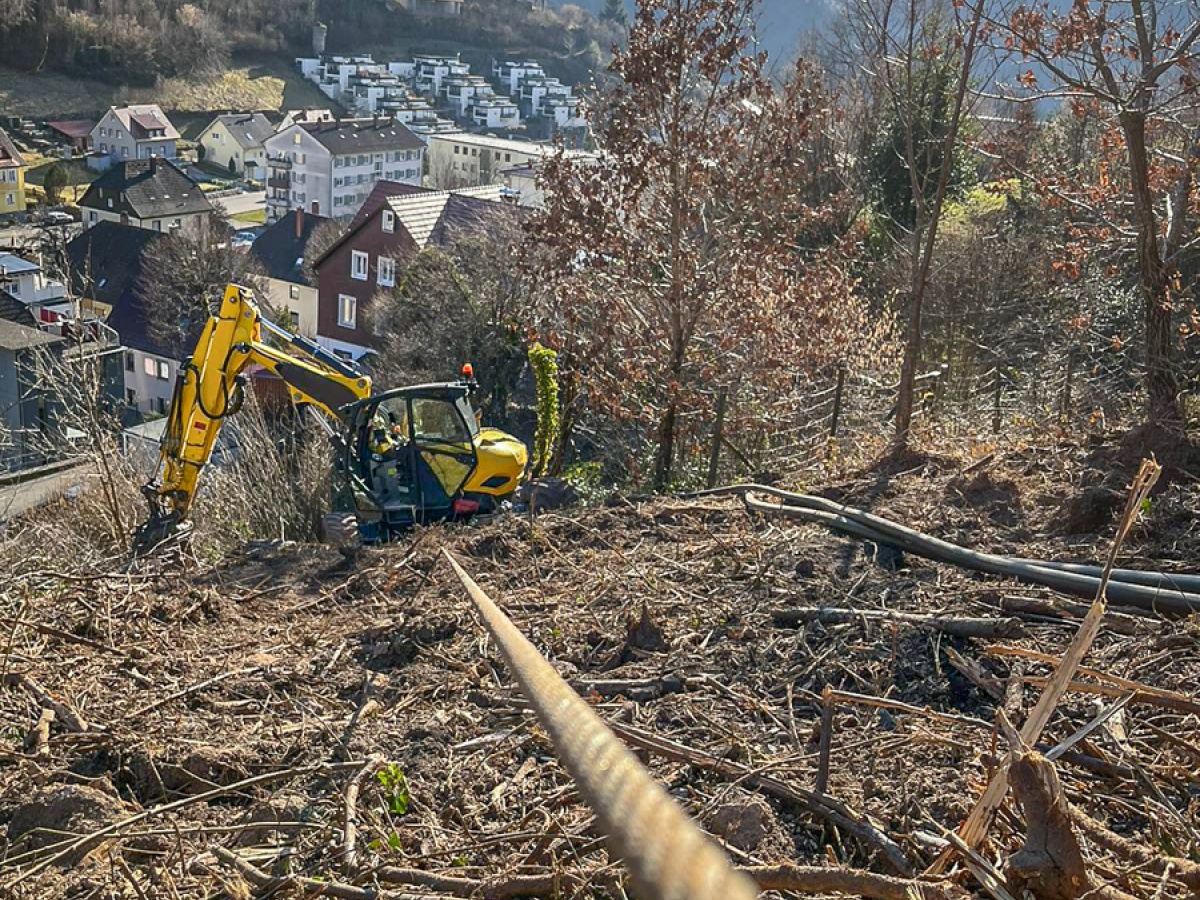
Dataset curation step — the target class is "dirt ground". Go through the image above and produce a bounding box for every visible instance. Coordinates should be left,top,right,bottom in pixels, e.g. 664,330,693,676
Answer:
1,437,1198,899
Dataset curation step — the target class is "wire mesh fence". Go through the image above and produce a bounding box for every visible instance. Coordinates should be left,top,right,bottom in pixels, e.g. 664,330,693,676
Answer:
700,343,1146,485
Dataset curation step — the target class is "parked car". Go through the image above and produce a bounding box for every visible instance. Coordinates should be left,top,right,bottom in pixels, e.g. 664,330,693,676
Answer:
43,210,75,226
230,228,261,250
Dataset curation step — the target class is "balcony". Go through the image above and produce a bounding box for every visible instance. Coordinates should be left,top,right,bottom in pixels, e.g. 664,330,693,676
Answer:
267,174,291,190
267,156,293,169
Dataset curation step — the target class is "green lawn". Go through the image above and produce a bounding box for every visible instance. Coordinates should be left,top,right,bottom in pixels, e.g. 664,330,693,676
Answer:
230,208,267,225
25,157,96,187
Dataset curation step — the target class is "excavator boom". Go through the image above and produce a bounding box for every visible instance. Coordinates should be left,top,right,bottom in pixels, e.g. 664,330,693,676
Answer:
135,284,372,551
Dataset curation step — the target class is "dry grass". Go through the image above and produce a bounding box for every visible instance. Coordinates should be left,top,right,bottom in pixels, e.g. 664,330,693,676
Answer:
0,56,329,119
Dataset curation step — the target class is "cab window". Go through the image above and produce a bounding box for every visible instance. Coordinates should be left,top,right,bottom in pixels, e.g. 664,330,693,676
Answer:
411,398,470,445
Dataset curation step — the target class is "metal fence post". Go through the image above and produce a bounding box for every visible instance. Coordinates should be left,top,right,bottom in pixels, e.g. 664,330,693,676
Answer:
829,361,847,441
992,369,1004,435
706,388,727,489
930,362,949,417
1061,349,1075,423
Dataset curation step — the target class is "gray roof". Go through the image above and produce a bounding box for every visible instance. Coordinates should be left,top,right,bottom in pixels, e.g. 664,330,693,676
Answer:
0,289,37,328
0,319,61,351
79,158,213,222
250,210,335,286
302,119,424,155
105,105,181,142
0,254,39,275
209,113,274,150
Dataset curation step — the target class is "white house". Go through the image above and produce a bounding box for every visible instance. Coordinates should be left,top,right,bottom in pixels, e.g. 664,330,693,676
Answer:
199,113,275,178
413,54,470,96
0,253,71,321
249,209,330,338
88,105,179,170
79,159,214,236
492,59,546,95
264,118,426,222
470,97,521,130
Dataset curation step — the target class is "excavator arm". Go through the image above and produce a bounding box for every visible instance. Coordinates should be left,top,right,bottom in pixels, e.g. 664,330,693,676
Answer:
135,284,372,551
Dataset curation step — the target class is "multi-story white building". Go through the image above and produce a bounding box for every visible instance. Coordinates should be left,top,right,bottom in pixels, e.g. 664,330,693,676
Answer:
444,75,495,117
88,105,179,171
492,59,545,95
426,132,552,189
543,96,586,130
470,97,521,130
413,54,470,96
264,118,426,222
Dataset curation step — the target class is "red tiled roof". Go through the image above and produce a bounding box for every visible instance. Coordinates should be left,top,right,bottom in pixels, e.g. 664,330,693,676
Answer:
46,120,95,139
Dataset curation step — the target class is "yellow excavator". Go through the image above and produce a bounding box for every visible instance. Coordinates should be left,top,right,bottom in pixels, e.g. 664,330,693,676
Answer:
134,284,528,551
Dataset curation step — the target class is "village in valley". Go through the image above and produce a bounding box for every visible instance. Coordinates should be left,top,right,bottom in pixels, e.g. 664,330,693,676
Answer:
0,20,589,473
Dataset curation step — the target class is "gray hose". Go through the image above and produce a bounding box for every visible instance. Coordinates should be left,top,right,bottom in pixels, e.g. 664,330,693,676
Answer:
685,484,1200,616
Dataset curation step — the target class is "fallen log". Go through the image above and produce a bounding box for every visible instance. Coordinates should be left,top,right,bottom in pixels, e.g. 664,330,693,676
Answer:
608,720,913,874
744,864,967,900
376,866,576,898
773,606,1027,639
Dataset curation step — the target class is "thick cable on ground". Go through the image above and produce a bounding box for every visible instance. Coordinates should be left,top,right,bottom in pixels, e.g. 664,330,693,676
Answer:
685,484,1200,615
443,550,760,900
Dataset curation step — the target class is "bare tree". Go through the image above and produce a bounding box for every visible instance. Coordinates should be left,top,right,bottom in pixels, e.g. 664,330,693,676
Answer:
988,0,1200,425
836,0,988,450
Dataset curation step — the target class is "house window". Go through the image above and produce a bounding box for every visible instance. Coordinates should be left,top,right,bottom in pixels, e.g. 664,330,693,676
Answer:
124,351,135,372
156,397,167,414
88,211,97,224
337,293,357,328
351,250,369,280
289,285,300,300
382,210,395,233
153,221,162,231
143,357,155,376
126,388,136,405
121,146,129,157
158,360,170,379
289,311,300,329
378,256,395,287
454,146,460,154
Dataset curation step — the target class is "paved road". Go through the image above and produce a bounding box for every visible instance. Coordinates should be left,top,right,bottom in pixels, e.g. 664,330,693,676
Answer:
0,463,92,522
214,191,267,221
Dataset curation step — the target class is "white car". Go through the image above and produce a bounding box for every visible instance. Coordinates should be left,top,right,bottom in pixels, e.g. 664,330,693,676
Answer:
44,211,74,226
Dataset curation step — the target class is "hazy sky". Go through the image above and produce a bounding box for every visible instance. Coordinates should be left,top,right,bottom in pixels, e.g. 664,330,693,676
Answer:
557,0,834,63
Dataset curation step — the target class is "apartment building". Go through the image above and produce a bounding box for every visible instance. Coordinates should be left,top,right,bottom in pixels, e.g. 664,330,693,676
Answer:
426,133,551,190
264,118,425,222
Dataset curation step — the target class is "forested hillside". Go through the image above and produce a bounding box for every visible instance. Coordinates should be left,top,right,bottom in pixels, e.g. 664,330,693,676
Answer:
0,0,617,88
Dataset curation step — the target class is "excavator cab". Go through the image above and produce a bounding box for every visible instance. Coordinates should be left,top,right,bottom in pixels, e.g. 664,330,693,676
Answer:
345,378,526,542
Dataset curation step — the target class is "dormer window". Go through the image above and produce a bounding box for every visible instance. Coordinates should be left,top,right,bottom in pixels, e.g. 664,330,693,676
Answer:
382,210,394,233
